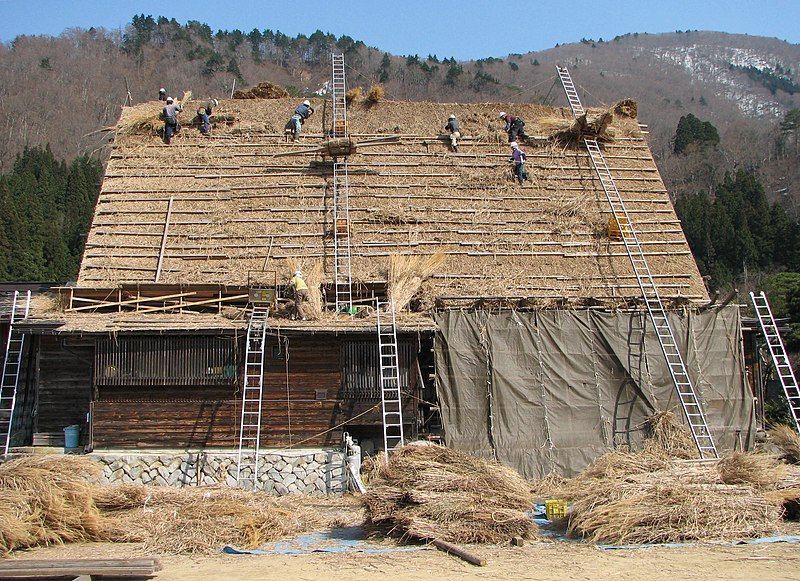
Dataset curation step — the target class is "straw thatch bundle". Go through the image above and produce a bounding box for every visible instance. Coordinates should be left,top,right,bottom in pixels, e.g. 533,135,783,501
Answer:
718,452,788,488
568,479,781,544
233,82,289,99
613,99,638,118
361,443,537,544
0,456,337,555
553,110,615,143
769,424,800,464
97,486,328,554
388,252,446,312
643,411,699,459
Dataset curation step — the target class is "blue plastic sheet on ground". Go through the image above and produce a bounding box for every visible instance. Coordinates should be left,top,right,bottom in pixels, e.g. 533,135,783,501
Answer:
598,535,800,551
222,526,425,555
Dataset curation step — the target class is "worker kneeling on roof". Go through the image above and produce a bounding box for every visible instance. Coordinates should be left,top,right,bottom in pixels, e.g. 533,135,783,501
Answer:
499,112,530,143
286,100,315,141
444,114,460,152
288,270,310,320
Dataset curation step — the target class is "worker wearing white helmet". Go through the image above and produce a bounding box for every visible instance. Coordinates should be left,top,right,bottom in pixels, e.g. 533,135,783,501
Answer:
286,99,315,141
444,114,461,152
500,111,529,143
289,270,310,320
158,87,167,101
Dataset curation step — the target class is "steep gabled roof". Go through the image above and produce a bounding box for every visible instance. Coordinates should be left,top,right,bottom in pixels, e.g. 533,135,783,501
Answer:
78,97,708,308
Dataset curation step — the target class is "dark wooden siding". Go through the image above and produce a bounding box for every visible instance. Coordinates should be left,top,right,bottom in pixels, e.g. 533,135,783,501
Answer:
90,333,420,449
35,336,93,440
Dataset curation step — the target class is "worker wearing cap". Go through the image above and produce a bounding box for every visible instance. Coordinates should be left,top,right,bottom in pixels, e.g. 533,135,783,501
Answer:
158,88,167,101
444,114,461,152
509,141,527,185
288,270,310,320
499,112,530,143
162,97,183,144
286,99,315,141
197,99,218,135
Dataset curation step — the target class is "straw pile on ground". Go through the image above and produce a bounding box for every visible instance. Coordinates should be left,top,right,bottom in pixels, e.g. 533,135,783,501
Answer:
0,456,332,555
233,81,289,99
534,412,798,544
361,443,537,544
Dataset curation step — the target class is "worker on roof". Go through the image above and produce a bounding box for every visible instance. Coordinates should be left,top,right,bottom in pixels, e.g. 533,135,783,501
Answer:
509,141,528,185
158,88,167,101
499,112,530,143
162,97,183,145
444,114,461,152
288,270,310,320
286,99,315,141
197,99,218,135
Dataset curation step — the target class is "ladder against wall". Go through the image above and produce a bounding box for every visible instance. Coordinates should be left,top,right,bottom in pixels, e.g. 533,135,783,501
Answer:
376,300,404,459
557,66,718,459
0,291,30,454
751,291,800,434
236,305,270,488
330,53,353,313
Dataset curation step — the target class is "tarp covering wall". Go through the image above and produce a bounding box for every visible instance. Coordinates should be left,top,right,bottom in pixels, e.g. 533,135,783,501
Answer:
434,307,753,478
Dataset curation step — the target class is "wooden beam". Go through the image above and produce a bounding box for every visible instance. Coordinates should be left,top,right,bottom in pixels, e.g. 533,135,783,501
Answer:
155,196,174,283
135,293,249,314
67,292,197,312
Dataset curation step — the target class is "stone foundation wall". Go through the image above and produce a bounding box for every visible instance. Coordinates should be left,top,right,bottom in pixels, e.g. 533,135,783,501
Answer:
92,449,346,495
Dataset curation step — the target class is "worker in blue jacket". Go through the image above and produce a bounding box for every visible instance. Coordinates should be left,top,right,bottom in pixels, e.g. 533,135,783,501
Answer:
286,100,315,141
510,141,528,185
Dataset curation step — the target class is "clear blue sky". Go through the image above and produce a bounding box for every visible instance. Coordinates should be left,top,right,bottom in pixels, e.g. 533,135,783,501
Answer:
0,0,797,60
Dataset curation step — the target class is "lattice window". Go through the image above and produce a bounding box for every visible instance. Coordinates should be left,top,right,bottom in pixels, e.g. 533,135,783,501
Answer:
95,336,237,387
340,340,414,399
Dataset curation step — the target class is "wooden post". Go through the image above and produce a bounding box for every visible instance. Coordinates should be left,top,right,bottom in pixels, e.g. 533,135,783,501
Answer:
431,539,486,566
155,196,174,283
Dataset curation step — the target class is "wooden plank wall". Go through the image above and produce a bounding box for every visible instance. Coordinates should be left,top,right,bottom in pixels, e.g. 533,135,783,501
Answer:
91,334,420,449
35,336,93,440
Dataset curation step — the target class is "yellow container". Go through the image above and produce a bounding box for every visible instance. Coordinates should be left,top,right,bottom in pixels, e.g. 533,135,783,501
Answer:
545,499,568,520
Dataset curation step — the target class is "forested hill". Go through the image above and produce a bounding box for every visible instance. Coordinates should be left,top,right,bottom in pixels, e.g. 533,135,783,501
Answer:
1,16,800,292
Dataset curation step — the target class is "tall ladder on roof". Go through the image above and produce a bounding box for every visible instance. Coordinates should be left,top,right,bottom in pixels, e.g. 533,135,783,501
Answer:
331,53,353,313
0,291,30,455
750,291,800,434
557,65,718,459
377,300,404,459
236,305,270,488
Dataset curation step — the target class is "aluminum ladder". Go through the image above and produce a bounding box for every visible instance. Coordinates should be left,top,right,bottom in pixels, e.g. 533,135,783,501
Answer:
330,53,353,313
332,162,353,313
236,305,270,488
0,291,30,454
331,53,347,138
376,300,404,459
556,65,585,117
557,66,718,459
750,291,800,434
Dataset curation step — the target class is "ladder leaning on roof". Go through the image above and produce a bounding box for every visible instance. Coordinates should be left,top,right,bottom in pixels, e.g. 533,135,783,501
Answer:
556,65,718,459
330,53,353,313
236,305,270,489
376,300,404,459
0,290,30,455
750,291,800,434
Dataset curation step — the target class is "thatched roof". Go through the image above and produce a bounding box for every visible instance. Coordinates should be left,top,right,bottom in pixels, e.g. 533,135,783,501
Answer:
78,96,708,308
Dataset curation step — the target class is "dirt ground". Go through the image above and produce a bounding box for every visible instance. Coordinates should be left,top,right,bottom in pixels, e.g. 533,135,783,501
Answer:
6,539,799,580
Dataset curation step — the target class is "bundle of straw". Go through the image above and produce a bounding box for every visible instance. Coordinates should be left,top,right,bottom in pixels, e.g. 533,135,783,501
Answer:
362,443,537,544
388,252,446,312
643,411,699,459
768,424,800,464
0,456,336,555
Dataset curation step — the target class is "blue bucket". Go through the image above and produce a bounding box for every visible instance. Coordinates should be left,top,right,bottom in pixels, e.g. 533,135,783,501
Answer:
63,425,80,449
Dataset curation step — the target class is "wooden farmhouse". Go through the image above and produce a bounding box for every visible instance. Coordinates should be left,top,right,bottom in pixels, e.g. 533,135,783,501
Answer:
0,67,758,481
